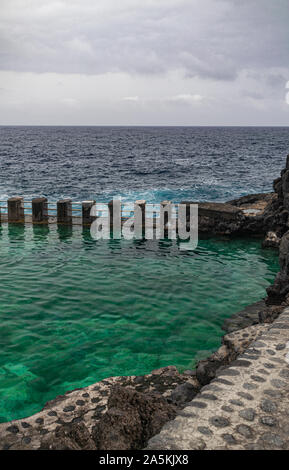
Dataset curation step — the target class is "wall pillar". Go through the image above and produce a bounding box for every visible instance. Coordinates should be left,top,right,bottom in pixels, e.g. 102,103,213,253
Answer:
32,197,48,223
82,200,96,225
108,199,121,238
134,200,146,238
160,200,171,231
57,199,72,225
8,197,24,223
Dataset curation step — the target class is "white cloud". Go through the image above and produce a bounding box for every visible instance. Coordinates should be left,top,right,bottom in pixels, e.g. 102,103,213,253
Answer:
122,96,140,102
168,94,204,104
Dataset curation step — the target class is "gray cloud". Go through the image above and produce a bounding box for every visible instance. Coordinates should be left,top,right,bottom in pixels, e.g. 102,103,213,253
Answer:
0,0,288,125
0,0,288,81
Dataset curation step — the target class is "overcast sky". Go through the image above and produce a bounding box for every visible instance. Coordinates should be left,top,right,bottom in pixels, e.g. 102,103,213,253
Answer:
0,0,289,125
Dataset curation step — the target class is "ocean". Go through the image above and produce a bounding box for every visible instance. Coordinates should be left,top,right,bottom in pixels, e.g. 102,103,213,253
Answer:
0,126,288,203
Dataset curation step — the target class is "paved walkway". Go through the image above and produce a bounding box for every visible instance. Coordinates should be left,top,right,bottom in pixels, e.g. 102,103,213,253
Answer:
147,308,289,450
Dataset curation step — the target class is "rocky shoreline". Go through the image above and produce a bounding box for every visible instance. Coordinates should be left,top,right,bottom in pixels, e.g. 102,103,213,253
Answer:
1,156,289,450
0,319,278,450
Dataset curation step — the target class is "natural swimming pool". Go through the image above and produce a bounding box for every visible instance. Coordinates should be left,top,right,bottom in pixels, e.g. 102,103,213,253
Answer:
0,224,279,422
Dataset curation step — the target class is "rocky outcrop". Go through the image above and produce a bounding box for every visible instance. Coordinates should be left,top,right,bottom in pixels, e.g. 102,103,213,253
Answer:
196,346,231,386
227,193,275,208
169,381,198,407
0,366,200,450
182,200,252,236
182,156,289,240
222,300,266,333
262,231,281,249
40,422,97,450
194,202,246,236
222,300,285,333
267,232,289,304
39,386,177,451
266,155,289,304
92,386,176,450
196,323,270,386
228,193,278,236
183,190,281,237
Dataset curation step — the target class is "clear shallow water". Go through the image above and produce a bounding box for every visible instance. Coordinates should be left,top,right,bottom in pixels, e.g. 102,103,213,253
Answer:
0,126,288,203
0,224,279,422
0,126,285,422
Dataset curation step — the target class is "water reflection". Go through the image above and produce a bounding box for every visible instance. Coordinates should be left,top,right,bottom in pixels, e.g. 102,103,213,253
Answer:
33,224,49,242
57,224,73,243
8,223,25,242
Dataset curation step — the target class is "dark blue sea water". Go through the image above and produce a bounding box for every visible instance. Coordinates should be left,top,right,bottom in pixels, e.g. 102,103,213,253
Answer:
0,126,288,203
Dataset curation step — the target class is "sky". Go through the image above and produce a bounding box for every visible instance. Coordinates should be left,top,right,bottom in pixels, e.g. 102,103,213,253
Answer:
0,0,289,126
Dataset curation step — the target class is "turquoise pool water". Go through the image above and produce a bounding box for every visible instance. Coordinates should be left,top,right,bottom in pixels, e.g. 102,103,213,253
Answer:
0,224,279,422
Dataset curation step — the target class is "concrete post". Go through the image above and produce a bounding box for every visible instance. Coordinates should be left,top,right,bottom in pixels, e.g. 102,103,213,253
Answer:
57,199,72,225
32,197,48,223
108,200,114,227
134,200,146,238
180,201,195,221
8,197,24,223
82,200,96,225
160,200,171,229
108,199,121,238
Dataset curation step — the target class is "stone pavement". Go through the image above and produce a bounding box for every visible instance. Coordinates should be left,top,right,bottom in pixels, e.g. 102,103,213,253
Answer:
147,308,289,450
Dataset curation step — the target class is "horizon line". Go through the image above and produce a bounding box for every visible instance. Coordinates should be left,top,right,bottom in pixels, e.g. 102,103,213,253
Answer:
0,124,289,128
